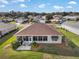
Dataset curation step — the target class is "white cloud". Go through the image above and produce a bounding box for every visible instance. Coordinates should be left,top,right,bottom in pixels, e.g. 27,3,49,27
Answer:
12,0,31,3
53,5,64,9
12,0,25,3
18,0,31,2
9,9,14,11
66,6,73,9
53,5,64,12
18,0,25,2
0,5,5,7
28,0,31,2
68,1,77,4
38,4,46,8
20,4,27,8
0,0,8,4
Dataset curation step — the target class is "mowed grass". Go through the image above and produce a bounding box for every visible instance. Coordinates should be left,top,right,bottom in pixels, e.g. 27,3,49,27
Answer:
0,36,16,48
0,36,16,54
0,36,43,59
59,28,79,47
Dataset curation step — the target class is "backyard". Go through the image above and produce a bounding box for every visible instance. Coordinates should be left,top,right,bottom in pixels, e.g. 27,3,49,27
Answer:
0,26,79,59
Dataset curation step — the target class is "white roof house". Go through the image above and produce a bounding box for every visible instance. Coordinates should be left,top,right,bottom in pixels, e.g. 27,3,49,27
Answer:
0,23,16,37
63,16,79,21
33,15,46,23
15,18,28,23
2,17,13,22
28,15,34,19
42,15,46,20
0,19,2,22
51,15,63,22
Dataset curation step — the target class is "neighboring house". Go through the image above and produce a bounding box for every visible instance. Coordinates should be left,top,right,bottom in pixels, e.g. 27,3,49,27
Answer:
28,15,34,19
51,15,63,23
61,21,79,35
15,18,28,23
33,15,46,23
39,19,46,23
15,23,63,50
42,15,46,20
0,23,16,37
0,19,2,22
63,15,79,21
2,18,13,22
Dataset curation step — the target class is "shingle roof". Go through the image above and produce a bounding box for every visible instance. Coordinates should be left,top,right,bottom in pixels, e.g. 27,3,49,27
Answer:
16,23,61,36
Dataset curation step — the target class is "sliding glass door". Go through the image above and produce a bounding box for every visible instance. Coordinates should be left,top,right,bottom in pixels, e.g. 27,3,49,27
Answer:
33,36,47,41
23,36,31,41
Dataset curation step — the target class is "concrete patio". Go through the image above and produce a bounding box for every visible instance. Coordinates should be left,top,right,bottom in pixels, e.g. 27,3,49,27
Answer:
17,45,31,50
17,41,31,50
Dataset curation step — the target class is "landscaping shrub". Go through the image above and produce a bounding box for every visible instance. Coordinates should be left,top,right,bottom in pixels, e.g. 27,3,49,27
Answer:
68,41,76,48
12,41,20,50
31,42,39,48
45,20,51,23
37,44,58,54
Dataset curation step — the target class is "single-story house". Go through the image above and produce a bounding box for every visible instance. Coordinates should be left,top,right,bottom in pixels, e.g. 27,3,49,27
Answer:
15,23,63,50
28,15,34,19
42,15,46,20
39,19,46,23
0,20,2,23
51,15,63,23
2,18,13,22
0,23,16,37
63,15,79,21
15,18,28,23
33,15,46,23
53,15,62,20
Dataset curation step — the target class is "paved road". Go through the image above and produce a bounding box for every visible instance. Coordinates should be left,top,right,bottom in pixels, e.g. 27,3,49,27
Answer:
61,21,79,35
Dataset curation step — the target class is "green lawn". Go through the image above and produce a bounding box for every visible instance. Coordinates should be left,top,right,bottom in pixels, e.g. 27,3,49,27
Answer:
0,36,43,59
0,36,16,48
58,28,79,47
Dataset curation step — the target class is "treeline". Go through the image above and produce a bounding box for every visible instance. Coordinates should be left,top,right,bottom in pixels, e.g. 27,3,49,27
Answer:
0,11,79,19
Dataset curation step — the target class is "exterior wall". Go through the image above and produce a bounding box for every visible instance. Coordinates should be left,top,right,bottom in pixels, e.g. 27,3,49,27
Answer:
34,35,62,44
39,20,45,23
17,35,62,44
0,31,1,37
63,16,79,21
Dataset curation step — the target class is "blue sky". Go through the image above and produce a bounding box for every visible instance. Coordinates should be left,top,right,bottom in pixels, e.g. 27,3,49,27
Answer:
0,0,79,13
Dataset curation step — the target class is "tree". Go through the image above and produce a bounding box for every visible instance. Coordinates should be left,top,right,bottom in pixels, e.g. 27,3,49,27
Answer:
46,14,53,20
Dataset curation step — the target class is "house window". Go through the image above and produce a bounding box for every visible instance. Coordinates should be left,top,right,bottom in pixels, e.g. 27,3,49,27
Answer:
29,36,31,41
38,36,42,41
23,36,29,41
33,36,37,41
51,36,58,41
33,36,47,41
17,36,22,41
43,36,47,41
